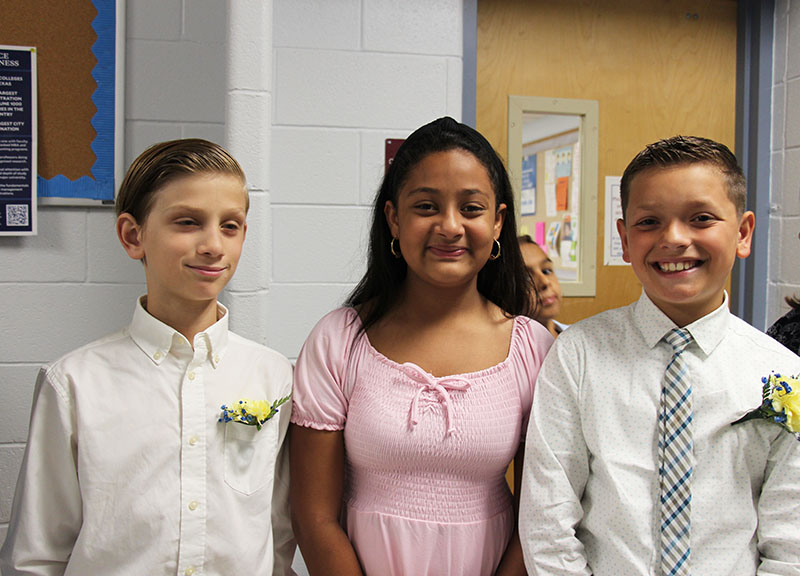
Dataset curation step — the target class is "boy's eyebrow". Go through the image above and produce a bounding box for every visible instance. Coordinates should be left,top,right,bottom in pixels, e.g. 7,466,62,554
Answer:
161,207,248,222
629,198,717,212
163,203,247,215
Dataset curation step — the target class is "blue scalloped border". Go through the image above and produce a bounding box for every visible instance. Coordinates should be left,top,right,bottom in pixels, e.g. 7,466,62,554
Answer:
39,0,116,201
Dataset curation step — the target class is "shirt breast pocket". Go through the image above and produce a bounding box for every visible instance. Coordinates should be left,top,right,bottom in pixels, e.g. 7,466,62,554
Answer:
223,421,277,495
693,387,741,455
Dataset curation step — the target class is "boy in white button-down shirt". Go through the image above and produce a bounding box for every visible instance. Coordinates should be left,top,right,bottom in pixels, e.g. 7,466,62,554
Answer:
520,136,800,576
0,139,296,576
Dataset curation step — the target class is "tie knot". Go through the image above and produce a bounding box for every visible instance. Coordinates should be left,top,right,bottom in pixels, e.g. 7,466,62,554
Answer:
665,327,692,353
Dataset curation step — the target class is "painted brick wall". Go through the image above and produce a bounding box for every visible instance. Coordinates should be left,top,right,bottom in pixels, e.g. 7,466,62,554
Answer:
269,0,463,360
769,0,800,325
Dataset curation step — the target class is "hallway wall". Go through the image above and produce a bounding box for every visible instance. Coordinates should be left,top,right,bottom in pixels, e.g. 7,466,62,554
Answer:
769,0,800,324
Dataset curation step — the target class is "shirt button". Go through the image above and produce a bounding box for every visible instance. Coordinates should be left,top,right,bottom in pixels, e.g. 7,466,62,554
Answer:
189,436,199,446
188,500,199,511
188,372,195,381
185,567,195,576
153,351,162,360
214,354,220,363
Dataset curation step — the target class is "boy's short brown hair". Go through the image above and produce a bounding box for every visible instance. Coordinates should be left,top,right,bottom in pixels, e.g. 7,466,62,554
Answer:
620,135,746,220
115,138,247,223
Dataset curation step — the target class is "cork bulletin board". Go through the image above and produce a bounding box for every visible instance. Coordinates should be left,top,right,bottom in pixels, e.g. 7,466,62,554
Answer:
4,0,124,205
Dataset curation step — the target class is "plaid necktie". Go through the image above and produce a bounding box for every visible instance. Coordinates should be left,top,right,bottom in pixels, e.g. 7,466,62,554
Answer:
659,328,693,576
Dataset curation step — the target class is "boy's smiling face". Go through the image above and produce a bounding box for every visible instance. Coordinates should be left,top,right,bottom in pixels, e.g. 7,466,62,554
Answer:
118,172,248,330
616,163,754,327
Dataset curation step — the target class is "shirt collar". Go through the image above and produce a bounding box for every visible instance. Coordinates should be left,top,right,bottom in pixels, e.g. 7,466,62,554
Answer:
632,290,730,356
128,296,229,367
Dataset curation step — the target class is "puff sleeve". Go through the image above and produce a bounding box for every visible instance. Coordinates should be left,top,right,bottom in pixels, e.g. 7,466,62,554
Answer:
291,307,362,431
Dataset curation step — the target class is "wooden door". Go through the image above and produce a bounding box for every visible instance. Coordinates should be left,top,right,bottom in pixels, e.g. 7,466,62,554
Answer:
477,0,738,322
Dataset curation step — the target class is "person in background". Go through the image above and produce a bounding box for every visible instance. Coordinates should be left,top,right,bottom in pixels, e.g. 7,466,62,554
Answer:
0,139,295,576
767,231,800,354
289,117,553,576
520,135,800,575
767,295,800,354
518,234,567,337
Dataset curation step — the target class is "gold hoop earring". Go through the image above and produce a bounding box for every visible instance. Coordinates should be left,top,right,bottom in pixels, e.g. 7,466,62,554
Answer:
390,237,402,259
489,239,501,261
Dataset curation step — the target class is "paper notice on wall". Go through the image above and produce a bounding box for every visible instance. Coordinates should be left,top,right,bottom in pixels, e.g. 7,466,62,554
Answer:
521,152,537,215
544,149,556,184
555,146,572,178
544,150,556,217
545,182,556,217
604,176,627,266
546,221,561,258
561,240,577,268
556,177,569,211
0,45,37,236
535,221,546,250
571,141,581,214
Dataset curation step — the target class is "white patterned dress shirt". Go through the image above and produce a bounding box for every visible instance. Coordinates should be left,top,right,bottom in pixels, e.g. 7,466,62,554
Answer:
0,297,295,576
520,291,800,576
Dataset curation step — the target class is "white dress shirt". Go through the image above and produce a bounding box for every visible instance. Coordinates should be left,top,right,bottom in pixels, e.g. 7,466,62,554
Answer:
520,291,800,576
0,297,295,576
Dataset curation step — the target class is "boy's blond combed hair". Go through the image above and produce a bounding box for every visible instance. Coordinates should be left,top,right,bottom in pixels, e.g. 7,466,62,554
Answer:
620,135,746,220
115,138,247,223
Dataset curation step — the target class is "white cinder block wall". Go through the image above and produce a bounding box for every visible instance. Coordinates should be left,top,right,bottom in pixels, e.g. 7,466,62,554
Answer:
267,0,463,358
0,0,228,545
0,0,464,559
769,0,800,324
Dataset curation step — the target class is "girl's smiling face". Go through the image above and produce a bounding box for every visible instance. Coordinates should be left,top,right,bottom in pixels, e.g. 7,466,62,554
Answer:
384,149,505,291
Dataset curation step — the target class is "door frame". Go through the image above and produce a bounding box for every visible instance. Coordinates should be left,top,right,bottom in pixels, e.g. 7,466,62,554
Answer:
463,0,775,328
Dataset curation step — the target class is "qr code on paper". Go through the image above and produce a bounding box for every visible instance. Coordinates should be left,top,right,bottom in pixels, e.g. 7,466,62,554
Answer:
6,204,29,227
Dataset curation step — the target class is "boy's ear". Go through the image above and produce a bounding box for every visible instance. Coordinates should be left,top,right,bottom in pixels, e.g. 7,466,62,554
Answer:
616,218,631,263
116,213,146,261
735,210,756,259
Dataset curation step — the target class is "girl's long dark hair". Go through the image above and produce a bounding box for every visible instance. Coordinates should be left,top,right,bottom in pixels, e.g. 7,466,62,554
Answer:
347,116,536,332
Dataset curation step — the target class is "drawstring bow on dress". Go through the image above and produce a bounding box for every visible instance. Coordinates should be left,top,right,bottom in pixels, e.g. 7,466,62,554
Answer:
399,363,470,437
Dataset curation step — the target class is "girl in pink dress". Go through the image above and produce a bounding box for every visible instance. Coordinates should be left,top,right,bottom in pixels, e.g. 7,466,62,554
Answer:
290,117,554,576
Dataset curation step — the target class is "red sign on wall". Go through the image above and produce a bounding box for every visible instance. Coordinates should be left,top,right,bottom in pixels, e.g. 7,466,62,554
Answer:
385,139,405,173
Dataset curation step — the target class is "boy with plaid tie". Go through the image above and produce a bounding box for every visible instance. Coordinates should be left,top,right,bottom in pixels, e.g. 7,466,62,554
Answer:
520,136,800,575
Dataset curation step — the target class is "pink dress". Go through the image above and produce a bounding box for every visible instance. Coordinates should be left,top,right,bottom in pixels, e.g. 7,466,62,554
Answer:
292,307,552,576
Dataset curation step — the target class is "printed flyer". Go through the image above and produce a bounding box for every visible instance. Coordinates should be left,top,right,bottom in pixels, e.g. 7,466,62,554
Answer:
0,46,36,236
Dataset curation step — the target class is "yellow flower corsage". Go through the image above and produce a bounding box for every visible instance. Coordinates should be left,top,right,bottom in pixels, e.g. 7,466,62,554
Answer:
219,395,290,431
731,373,800,440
